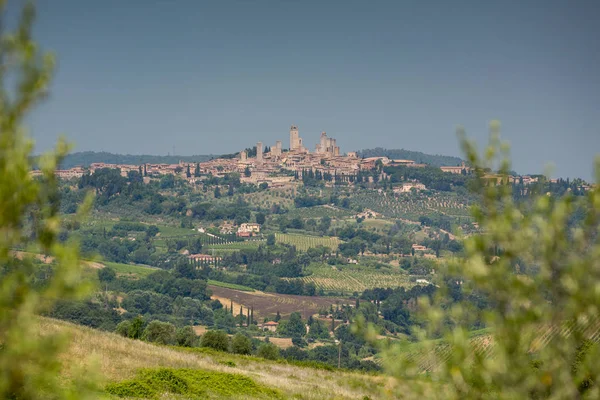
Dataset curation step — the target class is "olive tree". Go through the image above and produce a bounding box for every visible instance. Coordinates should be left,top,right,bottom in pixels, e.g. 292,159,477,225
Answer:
368,122,600,399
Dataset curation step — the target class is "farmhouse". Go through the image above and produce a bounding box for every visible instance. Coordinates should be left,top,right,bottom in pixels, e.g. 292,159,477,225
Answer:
412,244,427,252
394,182,426,193
188,254,222,263
220,222,236,235
260,321,279,332
356,209,381,219
237,223,261,236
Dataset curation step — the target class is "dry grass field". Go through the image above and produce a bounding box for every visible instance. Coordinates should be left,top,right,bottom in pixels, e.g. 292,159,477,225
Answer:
41,317,389,399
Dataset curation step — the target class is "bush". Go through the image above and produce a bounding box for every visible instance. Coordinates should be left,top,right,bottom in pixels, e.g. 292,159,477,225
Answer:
142,320,176,345
231,333,252,355
257,343,280,360
292,337,308,348
98,267,116,282
176,326,198,347
115,320,131,337
200,330,229,352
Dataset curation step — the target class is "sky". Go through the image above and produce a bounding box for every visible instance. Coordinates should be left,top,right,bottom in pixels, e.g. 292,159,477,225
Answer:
16,0,600,179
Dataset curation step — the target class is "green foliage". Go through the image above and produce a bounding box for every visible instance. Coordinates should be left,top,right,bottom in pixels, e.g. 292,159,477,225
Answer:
278,312,305,337
208,279,255,292
97,266,116,282
105,367,281,398
373,122,600,398
0,2,98,397
359,147,463,167
200,330,230,352
257,342,280,360
175,326,198,347
231,333,253,355
142,320,177,345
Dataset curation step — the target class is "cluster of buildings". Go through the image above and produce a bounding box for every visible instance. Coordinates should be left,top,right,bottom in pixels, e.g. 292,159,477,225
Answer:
30,124,594,194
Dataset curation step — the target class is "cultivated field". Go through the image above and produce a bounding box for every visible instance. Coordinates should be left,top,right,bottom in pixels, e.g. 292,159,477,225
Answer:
274,233,341,251
297,264,412,294
103,261,158,278
208,286,348,319
350,191,474,222
285,205,354,220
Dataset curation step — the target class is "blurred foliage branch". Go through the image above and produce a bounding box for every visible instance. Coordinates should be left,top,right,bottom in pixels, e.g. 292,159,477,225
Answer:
0,1,97,398
360,121,600,399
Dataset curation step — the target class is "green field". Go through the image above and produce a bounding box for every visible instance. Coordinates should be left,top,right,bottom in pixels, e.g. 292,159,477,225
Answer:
207,280,256,292
285,205,354,219
296,263,412,294
275,232,341,251
103,261,158,277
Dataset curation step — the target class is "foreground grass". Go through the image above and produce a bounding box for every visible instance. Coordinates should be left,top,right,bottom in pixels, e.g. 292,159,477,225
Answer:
43,317,391,399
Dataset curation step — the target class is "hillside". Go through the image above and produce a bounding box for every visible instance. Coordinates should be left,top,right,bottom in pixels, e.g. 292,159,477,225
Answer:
42,317,390,399
358,147,463,167
57,151,216,169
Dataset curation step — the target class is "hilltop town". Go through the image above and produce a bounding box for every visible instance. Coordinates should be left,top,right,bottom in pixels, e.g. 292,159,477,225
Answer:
35,125,592,194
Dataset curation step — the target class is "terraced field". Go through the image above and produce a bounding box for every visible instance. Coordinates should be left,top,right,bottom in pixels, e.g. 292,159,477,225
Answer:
285,205,354,220
351,191,474,222
275,233,341,251
295,264,412,294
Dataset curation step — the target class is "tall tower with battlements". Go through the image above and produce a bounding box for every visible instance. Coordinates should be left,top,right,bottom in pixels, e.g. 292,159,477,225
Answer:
290,125,299,151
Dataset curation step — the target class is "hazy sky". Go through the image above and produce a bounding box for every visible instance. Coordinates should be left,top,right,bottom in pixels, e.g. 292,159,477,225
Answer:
20,0,600,179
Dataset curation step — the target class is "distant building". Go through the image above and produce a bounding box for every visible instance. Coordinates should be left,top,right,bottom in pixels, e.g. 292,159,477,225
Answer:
220,222,236,235
290,125,301,151
188,254,222,263
394,182,426,193
412,244,427,252
315,131,340,156
440,162,470,174
256,142,263,163
237,223,260,237
261,321,279,332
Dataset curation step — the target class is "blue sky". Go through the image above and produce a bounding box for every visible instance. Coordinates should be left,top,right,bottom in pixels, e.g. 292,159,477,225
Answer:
20,0,600,179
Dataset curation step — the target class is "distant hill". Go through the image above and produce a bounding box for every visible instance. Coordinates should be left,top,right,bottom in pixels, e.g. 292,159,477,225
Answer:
58,151,217,169
358,147,463,167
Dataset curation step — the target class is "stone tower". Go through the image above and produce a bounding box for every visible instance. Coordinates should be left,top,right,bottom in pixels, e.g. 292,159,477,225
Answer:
290,125,299,151
256,141,263,163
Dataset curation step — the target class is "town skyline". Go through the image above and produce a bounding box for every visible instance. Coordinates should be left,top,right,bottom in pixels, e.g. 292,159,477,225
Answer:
24,0,600,180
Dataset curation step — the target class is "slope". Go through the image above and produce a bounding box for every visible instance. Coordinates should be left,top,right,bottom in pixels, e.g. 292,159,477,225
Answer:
42,317,389,399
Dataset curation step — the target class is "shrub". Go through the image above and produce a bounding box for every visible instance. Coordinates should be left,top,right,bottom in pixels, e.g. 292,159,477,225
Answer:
105,368,280,398
98,266,116,282
231,333,252,355
200,330,230,352
115,320,131,337
176,326,198,347
373,123,600,398
257,343,280,360
142,320,176,345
